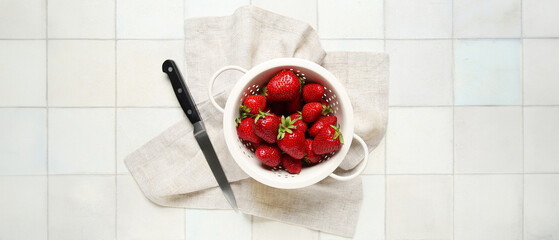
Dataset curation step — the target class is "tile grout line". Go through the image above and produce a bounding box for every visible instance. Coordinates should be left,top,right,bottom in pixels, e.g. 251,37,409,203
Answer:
114,0,118,238
182,1,187,239
4,105,559,109
451,0,456,239
6,37,559,41
383,0,388,238
520,0,525,238
45,0,49,238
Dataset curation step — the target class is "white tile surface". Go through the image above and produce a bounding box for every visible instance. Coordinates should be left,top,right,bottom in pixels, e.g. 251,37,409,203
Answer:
253,0,317,29
117,175,184,240
386,175,453,240
387,107,453,174
48,108,115,174
524,174,559,240
454,40,522,105
454,107,523,173
0,40,46,106
453,0,521,38
0,176,47,240
454,175,523,240
185,0,248,17
253,217,318,240
363,138,385,174
116,108,184,173
320,40,384,52
117,0,183,39
0,0,46,38
523,39,559,105
185,209,251,240
385,0,452,39
318,0,383,38
48,40,115,107
386,40,453,106
524,107,559,173
116,40,183,107
523,0,559,37
48,0,115,38
0,108,46,175
49,175,115,240
320,175,385,240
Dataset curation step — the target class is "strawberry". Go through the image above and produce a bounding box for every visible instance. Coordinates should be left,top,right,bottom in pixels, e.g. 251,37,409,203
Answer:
302,102,332,123
255,144,282,167
254,111,281,144
250,141,261,151
289,112,307,133
241,95,266,115
286,94,303,114
302,83,325,103
277,116,306,159
309,116,337,137
269,102,286,115
312,125,344,155
264,70,300,102
282,154,302,174
304,139,321,164
236,118,262,144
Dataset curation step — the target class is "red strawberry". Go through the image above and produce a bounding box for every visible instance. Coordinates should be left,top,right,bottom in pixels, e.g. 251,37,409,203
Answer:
312,125,344,155
309,116,337,137
241,95,266,115
289,112,307,133
286,94,303,114
237,118,262,144
302,102,332,123
302,83,325,103
304,139,321,164
253,111,281,144
277,116,306,159
264,70,300,102
255,144,282,167
269,102,286,116
251,141,261,151
282,155,302,174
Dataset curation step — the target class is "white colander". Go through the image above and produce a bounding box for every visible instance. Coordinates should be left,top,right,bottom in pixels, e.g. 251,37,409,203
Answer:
208,58,368,189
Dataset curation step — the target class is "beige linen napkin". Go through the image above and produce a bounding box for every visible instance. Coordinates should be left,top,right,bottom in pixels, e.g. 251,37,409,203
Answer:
125,6,388,237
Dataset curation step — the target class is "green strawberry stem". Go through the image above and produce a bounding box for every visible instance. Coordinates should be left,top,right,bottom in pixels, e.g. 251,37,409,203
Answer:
277,116,297,140
322,105,333,115
254,110,272,123
330,125,344,144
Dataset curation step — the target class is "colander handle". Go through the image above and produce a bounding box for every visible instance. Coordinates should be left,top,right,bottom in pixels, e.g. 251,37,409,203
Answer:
329,134,369,181
208,65,248,113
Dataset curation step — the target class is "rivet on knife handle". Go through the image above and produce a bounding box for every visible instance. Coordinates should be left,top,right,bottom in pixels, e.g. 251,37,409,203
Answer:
162,59,201,124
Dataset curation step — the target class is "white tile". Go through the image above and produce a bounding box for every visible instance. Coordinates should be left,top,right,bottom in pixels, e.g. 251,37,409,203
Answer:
48,40,115,107
363,138,385,174
0,176,47,240
48,0,114,38
186,209,251,240
320,39,384,52
116,108,184,173
318,0,383,38
252,0,317,29
454,175,523,240
454,40,522,105
525,174,559,240
117,175,184,240
253,217,318,240
49,175,115,240
320,175,385,240
523,0,559,37
48,108,115,174
117,0,183,39
523,39,559,105
387,107,453,174
386,40,453,106
386,175,453,240
385,0,452,38
454,0,521,38
185,0,248,17
0,108,46,175
0,40,46,106
0,0,46,38
117,40,183,107
454,107,523,173
524,107,559,173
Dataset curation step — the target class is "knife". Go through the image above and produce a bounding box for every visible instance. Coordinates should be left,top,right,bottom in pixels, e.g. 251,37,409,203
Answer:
162,59,238,211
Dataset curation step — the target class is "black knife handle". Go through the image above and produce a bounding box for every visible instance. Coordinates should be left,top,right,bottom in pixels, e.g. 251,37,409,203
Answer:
162,59,201,124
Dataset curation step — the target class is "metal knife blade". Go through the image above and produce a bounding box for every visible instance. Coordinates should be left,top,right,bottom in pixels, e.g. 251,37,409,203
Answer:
162,59,238,210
